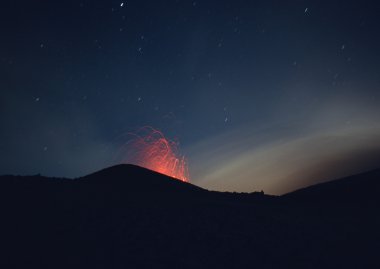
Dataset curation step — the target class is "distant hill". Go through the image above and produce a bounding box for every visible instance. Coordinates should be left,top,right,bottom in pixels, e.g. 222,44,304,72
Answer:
1,164,379,268
284,169,380,205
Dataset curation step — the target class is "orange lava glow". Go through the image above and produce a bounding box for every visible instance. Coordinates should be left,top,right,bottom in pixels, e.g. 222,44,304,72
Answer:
121,127,189,182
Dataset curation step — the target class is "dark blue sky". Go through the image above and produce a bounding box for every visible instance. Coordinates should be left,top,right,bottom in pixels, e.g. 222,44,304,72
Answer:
1,1,380,193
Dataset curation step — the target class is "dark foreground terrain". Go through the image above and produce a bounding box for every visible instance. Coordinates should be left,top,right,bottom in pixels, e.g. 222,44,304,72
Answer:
1,164,379,268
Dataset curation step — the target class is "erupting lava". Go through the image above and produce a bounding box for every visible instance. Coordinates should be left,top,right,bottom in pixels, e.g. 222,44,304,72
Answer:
120,127,189,182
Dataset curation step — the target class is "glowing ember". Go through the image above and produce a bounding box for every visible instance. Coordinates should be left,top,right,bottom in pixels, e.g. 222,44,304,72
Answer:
120,126,189,182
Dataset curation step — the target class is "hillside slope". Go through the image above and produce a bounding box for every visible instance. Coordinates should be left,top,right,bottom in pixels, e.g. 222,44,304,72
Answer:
1,165,379,268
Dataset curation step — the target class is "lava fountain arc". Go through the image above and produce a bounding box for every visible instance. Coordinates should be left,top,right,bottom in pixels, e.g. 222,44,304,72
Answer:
120,126,190,182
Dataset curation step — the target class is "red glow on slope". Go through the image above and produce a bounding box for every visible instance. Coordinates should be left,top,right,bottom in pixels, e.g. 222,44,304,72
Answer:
121,127,189,182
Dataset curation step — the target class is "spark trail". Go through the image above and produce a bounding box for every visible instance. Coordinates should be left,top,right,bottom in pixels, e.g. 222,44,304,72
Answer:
120,127,189,182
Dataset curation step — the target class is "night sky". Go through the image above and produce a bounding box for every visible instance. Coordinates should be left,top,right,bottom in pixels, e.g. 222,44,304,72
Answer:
1,1,380,194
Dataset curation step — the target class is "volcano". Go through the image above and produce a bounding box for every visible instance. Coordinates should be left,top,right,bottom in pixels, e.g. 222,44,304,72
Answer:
1,165,379,268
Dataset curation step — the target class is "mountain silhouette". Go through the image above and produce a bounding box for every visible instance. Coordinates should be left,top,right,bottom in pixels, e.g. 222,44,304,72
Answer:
1,164,379,268
285,169,380,204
